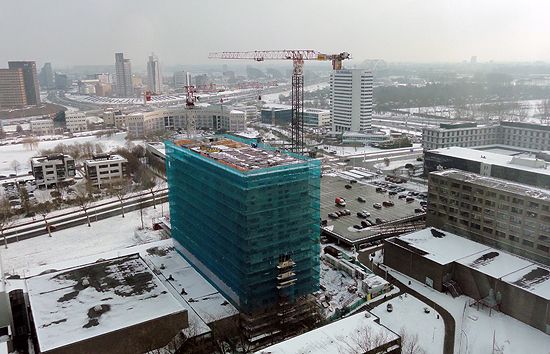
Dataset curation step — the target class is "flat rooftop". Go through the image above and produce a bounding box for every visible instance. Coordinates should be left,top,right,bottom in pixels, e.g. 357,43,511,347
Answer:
427,147,550,177
26,254,186,352
321,176,424,242
432,169,550,201
172,137,304,171
390,228,550,299
84,154,127,164
256,311,399,354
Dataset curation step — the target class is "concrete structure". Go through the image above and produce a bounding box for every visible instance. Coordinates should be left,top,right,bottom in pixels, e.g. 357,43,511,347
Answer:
30,119,54,135
384,227,550,334
260,104,292,125
0,68,27,108
101,109,125,128
422,121,550,151
427,169,550,265
330,69,373,133
26,254,188,354
54,73,68,90
146,53,162,94
257,311,401,354
166,136,321,315
84,154,127,187
8,61,40,106
424,146,550,189
303,108,330,127
114,53,133,97
233,104,258,121
31,154,76,188
38,63,54,90
65,112,88,132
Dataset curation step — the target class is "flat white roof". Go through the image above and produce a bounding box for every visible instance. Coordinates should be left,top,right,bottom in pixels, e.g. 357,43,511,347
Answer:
393,227,491,265
84,154,127,165
428,146,550,177
456,250,534,279
26,255,186,352
501,264,550,300
256,312,398,354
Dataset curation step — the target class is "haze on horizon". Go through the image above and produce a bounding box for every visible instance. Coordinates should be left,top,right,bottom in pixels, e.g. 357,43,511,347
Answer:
1,0,549,68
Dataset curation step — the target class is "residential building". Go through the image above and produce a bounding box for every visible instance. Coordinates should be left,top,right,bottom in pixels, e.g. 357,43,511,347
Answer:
166,136,320,316
257,311,401,354
101,109,125,128
422,121,550,151
8,61,40,105
0,68,27,108
384,227,550,333
330,69,373,133
260,104,292,125
424,146,550,189
303,108,331,127
114,53,133,97
233,104,258,121
426,169,550,265
65,112,88,132
31,154,76,188
84,153,128,187
38,62,54,89
30,119,54,135
146,53,162,94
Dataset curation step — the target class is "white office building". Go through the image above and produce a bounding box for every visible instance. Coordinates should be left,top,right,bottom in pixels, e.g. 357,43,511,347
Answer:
330,69,373,133
30,119,54,135
147,54,162,94
31,154,76,188
84,154,128,187
115,52,133,97
65,112,88,132
303,108,331,127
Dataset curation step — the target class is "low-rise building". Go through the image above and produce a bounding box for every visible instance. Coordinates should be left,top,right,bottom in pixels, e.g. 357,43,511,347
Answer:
31,154,76,189
30,119,54,135
65,112,88,132
427,169,550,265
303,108,331,127
84,154,127,187
260,104,292,125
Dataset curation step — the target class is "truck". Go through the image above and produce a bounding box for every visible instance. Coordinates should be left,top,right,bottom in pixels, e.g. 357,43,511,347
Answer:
335,197,346,207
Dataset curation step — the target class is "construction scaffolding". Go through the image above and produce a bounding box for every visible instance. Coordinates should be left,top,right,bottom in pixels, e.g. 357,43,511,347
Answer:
165,135,321,315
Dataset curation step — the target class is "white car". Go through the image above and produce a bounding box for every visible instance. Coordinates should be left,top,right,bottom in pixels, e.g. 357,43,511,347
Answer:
362,210,371,217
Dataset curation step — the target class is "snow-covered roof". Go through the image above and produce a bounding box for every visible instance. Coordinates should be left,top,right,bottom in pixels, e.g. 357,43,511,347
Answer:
428,146,550,177
26,255,186,352
256,311,399,354
391,228,491,265
432,169,550,200
456,250,534,280
501,264,550,300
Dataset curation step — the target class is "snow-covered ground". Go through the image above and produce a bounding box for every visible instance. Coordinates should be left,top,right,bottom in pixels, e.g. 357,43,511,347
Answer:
1,201,168,277
0,132,137,176
373,158,420,171
373,294,444,354
384,267,550,354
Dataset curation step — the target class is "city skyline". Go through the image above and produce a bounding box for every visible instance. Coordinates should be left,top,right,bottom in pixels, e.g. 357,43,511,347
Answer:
1,0,549,67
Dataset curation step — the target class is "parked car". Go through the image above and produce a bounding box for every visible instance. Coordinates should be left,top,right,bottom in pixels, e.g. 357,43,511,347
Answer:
345,184,352,189
343,209,351,216
398,194,407,199
361,210,371,217
373,203,382,209
357,196,366,203
383,200,394,207
406,197,415,203
353,224,362,230
387,303,393,312
357,212,367,218
328,212,339,219
414,208,424,213
361,221,369,228
388,191,398,196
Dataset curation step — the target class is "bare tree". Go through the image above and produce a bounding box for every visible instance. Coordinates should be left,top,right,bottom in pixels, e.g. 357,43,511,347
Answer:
400,329,425,354
137,167,159,209
73,182,94,227
0,198,15,249
108,180,132,218
35,202,53,237
23,136,39,151
537,99,550,125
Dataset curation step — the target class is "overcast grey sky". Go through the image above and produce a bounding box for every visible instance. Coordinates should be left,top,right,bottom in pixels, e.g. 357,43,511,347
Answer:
1,0,549,67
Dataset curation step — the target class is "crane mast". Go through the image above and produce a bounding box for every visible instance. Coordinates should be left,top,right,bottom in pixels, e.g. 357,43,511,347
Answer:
209,50,351,153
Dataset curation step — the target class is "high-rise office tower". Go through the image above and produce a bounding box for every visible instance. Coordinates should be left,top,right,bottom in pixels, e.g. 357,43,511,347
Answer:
330,69,373,133
8,61,41,105
0,68,27,108
166,136,320,314
39,63,54,89
146,54,162,94
173,71,187,90
114,53,133,97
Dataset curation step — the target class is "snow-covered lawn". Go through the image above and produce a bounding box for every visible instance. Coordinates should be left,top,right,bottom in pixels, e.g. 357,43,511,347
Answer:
1,202,168,277
0,132,138,176
384,267,550,354
373,294,444,354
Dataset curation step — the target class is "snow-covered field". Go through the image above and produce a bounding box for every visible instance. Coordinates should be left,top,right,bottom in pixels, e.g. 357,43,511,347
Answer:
385,267,550,354
373,294,444,354
0,132,137,175
1,202,168,277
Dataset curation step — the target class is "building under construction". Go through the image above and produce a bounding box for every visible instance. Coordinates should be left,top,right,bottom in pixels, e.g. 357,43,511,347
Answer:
165,135,321,343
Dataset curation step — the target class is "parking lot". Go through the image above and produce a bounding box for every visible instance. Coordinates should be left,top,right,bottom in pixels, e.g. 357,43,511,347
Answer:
321,176,426,243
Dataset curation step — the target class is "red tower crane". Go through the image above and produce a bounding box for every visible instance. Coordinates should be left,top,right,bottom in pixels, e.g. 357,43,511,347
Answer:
209,50,351,153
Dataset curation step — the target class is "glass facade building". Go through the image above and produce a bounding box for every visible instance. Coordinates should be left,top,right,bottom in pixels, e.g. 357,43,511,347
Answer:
166,135,320,313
